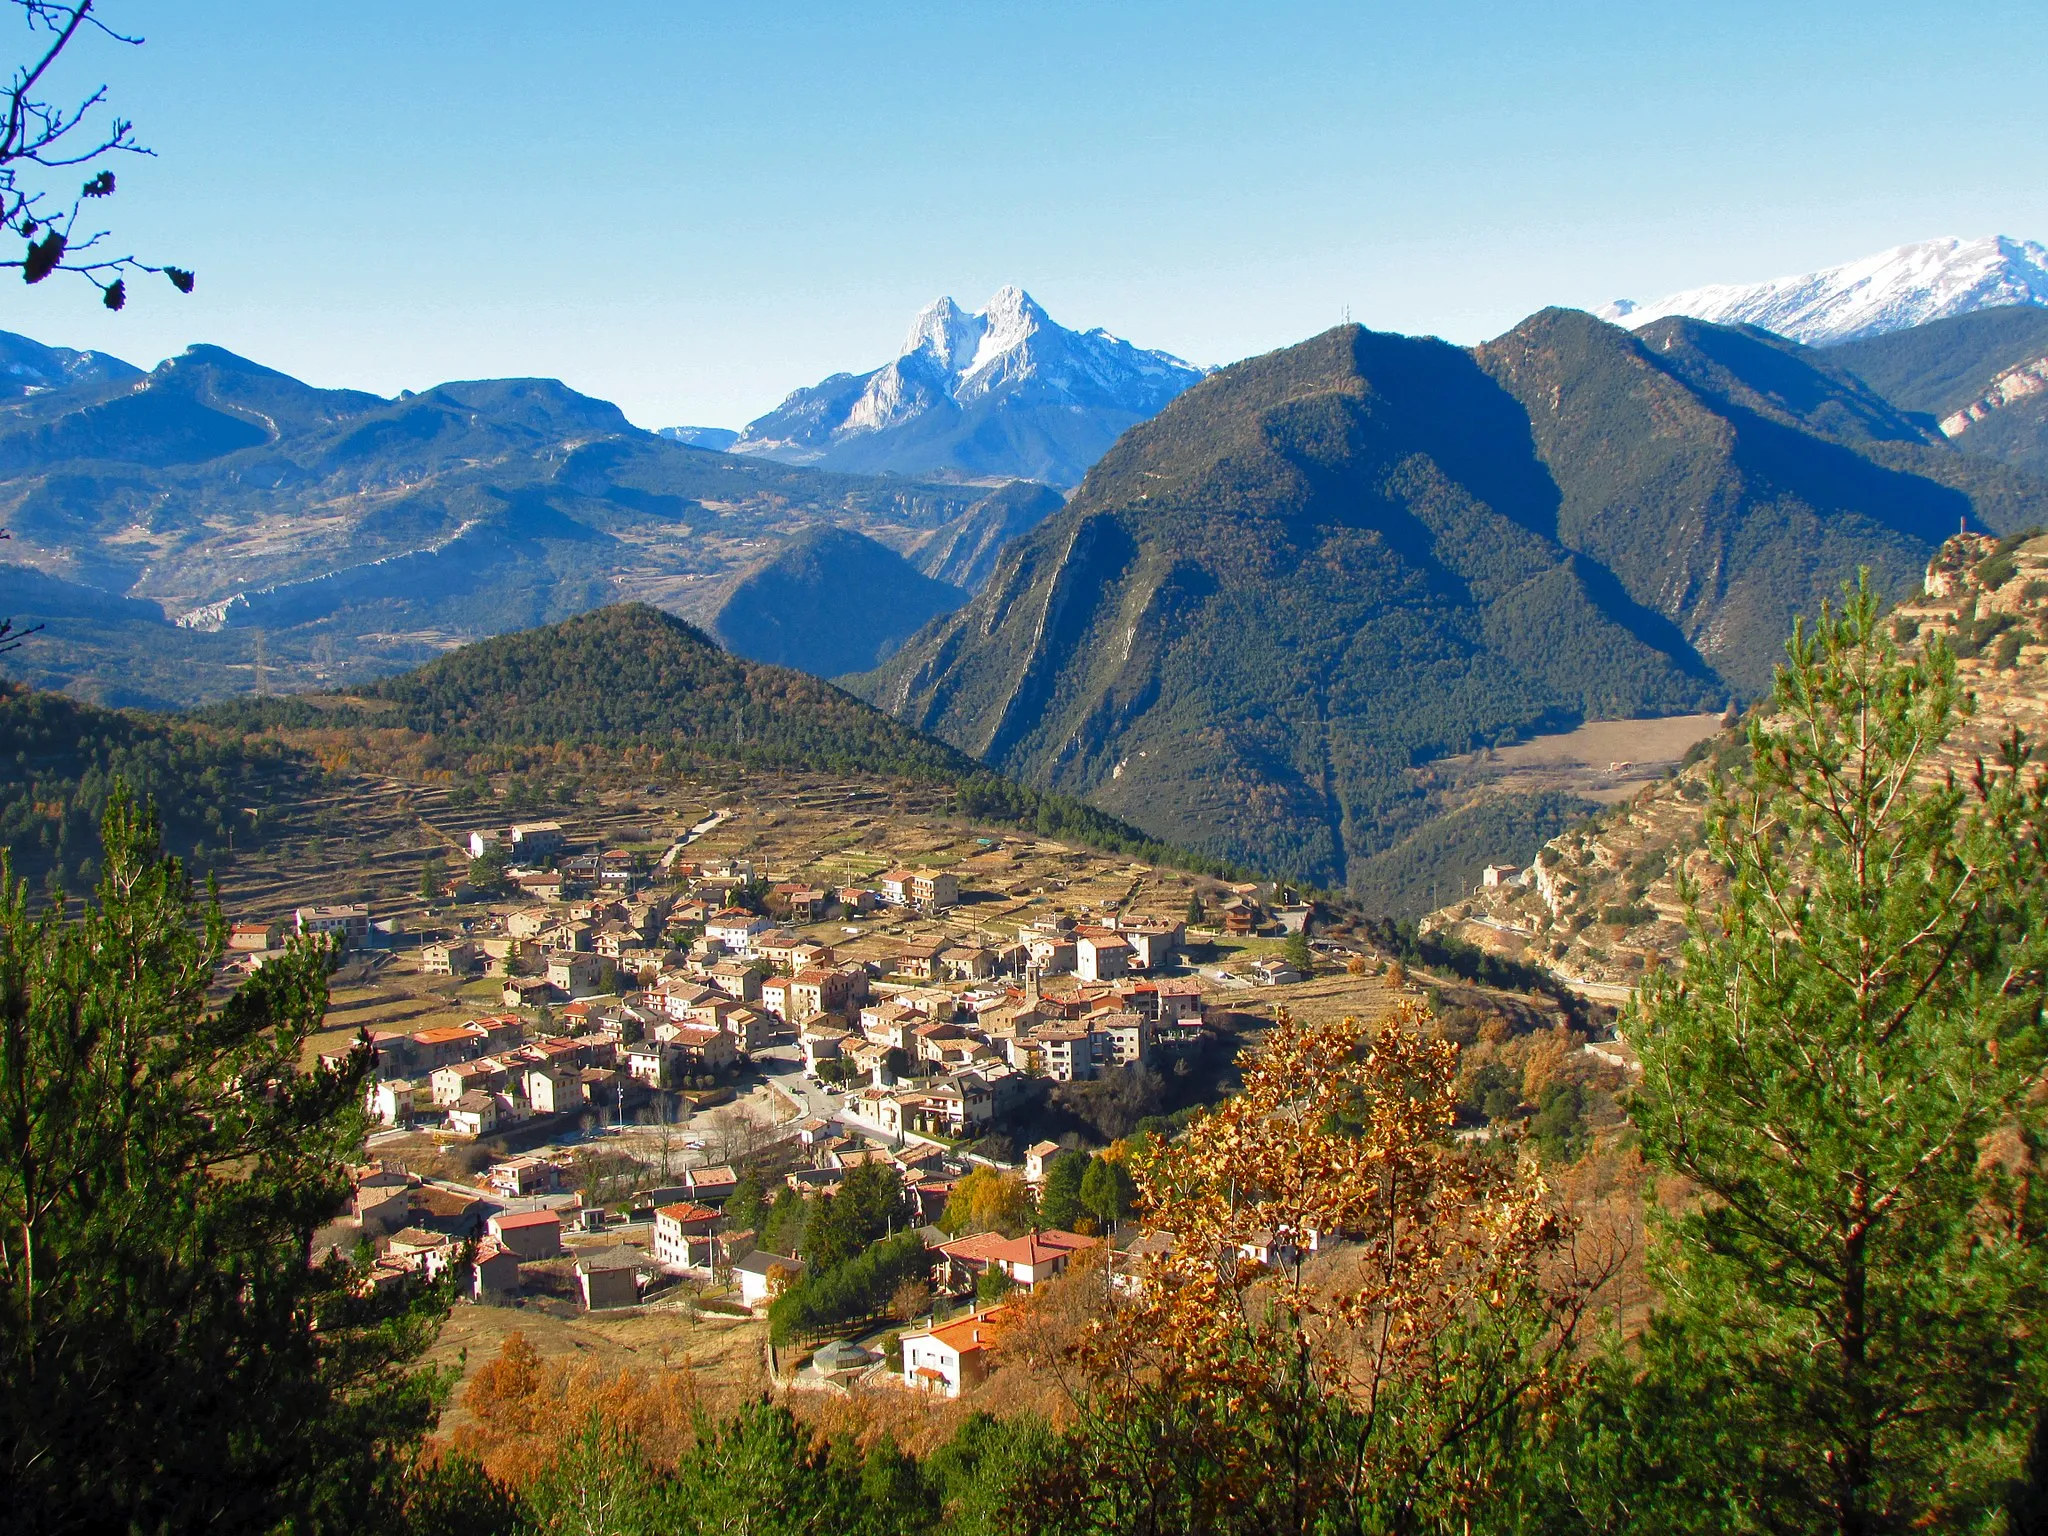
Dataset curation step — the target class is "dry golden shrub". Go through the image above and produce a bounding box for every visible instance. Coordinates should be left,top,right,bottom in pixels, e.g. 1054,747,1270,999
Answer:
1519,1021,1586,1101
445,1333,713,1486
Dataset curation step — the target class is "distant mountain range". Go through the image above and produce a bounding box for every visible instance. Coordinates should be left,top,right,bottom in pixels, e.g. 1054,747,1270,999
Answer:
858,308,2048,898
0,330,142,401
0,334,1065,707
656,425,738,450
721,286,1206,487
11,263,2048,913
1599,235,2048,345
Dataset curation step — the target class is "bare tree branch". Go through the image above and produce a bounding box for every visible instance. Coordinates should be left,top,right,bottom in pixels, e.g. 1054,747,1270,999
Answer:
0,2,191,307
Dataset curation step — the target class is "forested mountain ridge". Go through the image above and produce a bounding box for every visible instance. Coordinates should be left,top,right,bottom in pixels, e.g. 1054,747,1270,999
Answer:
189,602,1236,872
860,324,1726,887
346,604,980,780
862,314,2048,892
1472,308,2010,692
0,683,324,892
1826,303,2048,480
1827,304,2048,421
1622,313,2048,537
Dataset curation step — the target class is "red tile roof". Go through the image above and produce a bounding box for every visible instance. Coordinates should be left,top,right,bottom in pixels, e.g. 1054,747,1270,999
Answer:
935,1232,1012,1264
491,1209,562,1231
982,1231,1099,1266
913,1303,1010,1354
656,1202,721,1225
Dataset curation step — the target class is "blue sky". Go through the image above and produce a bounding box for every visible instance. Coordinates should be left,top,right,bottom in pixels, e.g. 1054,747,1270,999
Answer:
4,1,2043,428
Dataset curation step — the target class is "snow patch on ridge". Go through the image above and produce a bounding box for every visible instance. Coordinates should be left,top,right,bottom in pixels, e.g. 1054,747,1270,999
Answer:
1597,235,2048,346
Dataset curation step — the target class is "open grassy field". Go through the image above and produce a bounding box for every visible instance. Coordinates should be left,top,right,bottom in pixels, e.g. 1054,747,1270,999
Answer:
1440,713,1725,804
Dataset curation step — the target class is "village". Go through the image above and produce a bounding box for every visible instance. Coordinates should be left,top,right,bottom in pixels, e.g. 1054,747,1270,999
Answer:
220,792,1389,1406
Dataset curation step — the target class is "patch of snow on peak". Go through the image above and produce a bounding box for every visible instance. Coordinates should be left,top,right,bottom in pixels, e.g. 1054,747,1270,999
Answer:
901,295,983,374
1598,236,2048,345
972,285,1044,362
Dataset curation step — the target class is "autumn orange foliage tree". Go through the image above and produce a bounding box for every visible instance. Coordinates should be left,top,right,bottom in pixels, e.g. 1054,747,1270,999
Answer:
1053,1003,1601,1536
940,1166,1036,1237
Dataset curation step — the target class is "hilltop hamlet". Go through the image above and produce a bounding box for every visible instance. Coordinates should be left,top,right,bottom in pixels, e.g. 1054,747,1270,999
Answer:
1423,529,2048,1006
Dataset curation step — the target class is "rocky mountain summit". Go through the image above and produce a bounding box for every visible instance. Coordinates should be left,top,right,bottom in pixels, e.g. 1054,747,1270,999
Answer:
729,286,1205,486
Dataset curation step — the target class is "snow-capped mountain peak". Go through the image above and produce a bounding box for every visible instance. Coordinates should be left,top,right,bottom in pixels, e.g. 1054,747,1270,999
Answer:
898,285,1050,383
1596,235,2048,346
732,287,1205,485
972,284,1043,364
901,295,979,373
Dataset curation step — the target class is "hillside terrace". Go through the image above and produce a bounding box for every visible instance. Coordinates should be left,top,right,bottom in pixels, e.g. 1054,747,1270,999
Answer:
1424,532,2048,1000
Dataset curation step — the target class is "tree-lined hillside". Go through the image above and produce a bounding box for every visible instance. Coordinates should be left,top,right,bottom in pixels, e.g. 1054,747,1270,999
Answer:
1827,303,2048,479
0,684,319,891
352,603,979,780
190,602,1231,873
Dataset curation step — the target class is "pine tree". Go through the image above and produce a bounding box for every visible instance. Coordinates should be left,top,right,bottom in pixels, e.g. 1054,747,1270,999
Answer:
725,1172,767,1240
1628,582,2048,1533
0,788,450,1530
1078,1155,1137,1230
1036,1150,1088,1231
1283,929,1313,973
